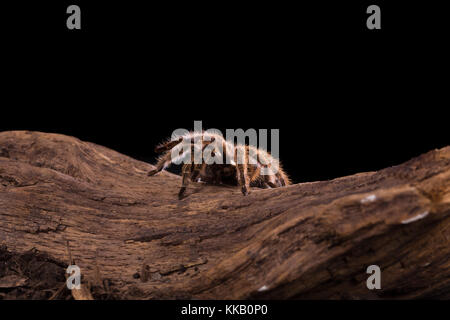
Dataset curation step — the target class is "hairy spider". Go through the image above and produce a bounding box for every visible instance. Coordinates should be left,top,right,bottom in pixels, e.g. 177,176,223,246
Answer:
147,131,291,199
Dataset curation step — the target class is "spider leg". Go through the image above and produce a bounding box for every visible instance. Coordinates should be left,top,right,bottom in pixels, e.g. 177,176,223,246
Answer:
259,157,285,188
154,137,183,153
276,172,287,186
148,151,172,176
179,162,209,199
155,135,215,154
191,163,206,182
237,164,250,195
249,163,261,182
263,168,280,188
248,152,269,189
148,143,193,176
235,147,250,196
178,164,192,199
266,181,278,188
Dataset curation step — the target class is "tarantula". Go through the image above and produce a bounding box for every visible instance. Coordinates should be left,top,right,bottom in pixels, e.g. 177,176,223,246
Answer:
147,131,291,199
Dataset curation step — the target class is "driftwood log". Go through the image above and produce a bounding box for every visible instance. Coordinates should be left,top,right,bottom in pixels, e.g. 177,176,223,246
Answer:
0,131,449,299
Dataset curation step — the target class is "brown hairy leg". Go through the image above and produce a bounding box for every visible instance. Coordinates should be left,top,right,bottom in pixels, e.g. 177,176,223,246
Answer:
235,148,250,196
266,181,278,188
154,137,183,153
149,136,216,177
191,163,206,182
178,164,193,199
276,172,287,186
147,151,172,176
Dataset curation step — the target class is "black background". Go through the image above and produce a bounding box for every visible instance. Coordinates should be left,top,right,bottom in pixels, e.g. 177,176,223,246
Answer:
2,1,449,184
1,1,450,313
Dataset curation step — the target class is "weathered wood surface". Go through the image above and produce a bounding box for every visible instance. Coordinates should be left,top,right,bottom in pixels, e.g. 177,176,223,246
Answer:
0,131,449,299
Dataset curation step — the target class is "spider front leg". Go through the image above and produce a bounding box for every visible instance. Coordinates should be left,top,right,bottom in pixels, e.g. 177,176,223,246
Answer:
191,163,206,182
236,163,250,196
148,152,172,176
234,148,250,196
178,164,193,199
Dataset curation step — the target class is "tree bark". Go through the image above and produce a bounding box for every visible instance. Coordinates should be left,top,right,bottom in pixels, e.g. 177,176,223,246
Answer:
0,131,449,299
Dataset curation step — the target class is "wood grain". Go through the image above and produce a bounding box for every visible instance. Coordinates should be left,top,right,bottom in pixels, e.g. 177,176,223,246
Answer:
0,131,449,299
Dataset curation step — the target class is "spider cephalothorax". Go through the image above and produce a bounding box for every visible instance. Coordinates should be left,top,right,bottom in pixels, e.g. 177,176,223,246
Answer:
148,131,291,199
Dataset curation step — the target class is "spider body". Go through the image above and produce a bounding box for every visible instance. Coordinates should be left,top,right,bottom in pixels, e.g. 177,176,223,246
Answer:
148,131,291,199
